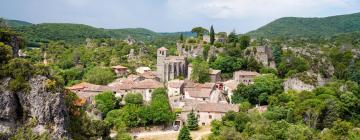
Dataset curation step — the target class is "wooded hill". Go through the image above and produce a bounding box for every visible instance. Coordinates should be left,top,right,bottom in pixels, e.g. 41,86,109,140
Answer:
247,12,360,39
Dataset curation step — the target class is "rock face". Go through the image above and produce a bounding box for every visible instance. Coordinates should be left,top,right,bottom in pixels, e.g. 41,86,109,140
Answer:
0,76,68,139
284,78,315,92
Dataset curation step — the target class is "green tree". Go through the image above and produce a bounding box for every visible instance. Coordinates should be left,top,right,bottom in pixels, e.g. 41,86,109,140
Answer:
178,125,192,140
0,42,12,65
187,110,199,130
239,35,250,50
191,27,209,39
228,30,238,43
180,33,184,42
150,88,175,124
124,92,143,105
190,58,210,83
210,25,215,45
210,56,242,74
94,91,118,117
83,66,116,85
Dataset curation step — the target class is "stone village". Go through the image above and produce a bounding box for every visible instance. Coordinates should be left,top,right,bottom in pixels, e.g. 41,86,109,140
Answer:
67,36,318,129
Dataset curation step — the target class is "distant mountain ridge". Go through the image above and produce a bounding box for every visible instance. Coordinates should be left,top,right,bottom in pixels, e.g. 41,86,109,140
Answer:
5,19,33,27
7,21,194,44
247,12,360,39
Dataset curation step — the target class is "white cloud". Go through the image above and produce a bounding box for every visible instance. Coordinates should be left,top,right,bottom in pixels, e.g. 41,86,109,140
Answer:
166,0,360,19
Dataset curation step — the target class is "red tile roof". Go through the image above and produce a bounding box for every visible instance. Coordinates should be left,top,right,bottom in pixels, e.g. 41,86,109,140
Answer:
133,79,163,89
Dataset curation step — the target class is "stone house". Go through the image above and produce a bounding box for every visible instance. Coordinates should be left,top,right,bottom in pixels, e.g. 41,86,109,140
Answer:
209,69,221,82
132,79,164,102
183,81,215,102
180,103,239,126
157,47,187,82
111,65,127,77
67,82,114,105
167,79,185,108
234,71,260,85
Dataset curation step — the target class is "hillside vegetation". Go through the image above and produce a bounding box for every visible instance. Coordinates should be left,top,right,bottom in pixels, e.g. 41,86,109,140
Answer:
247,12,360,39
12,22,194,45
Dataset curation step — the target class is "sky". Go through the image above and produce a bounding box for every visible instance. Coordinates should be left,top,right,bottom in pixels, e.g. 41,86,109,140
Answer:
1,0,360,33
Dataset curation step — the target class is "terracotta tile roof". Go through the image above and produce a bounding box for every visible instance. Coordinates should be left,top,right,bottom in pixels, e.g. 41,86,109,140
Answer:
183,80,197,88
111,65,127,69
141,71,157,79
234,71,260,76
66,82,94,90
84,84,113,92
133,79,163,89
168,79,184,88
187,89,212,98
158,47,168,51
200,83,215,89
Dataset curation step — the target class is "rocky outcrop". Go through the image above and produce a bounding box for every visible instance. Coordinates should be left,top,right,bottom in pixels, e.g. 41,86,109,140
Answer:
0,76,68,139
284,78,315,92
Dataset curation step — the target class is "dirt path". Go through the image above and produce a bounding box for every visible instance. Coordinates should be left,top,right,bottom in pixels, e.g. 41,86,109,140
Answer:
135,125,211,140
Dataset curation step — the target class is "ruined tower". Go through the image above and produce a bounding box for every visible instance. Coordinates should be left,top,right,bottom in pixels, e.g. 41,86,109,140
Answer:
157,47,168,82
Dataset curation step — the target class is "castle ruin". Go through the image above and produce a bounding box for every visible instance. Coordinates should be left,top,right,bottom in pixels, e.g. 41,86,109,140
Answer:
157,47,187,82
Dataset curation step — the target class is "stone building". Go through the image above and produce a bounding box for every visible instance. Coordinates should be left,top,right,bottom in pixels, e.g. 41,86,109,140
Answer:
180,103,239,126
111,65,127,77
157,47,187,82
234,71,260,85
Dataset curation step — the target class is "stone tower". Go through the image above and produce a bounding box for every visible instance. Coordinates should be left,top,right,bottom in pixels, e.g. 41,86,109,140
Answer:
157,47,168,82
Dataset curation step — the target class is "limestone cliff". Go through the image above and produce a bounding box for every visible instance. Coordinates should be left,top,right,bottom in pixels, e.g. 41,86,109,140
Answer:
0,75,68,139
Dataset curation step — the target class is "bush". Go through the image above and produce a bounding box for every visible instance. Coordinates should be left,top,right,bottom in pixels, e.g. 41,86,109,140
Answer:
83,67,115,85
124,92,143,105
94,91,118,117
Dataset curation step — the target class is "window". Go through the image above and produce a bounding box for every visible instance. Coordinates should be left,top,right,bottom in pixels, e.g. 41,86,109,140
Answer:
175,91,178,93
202,122,205,126
209,115,212,119
149,90,152,93
197,114,200,118
203,98,205,101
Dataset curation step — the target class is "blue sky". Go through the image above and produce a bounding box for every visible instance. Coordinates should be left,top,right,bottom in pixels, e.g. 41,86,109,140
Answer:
1,0,360,33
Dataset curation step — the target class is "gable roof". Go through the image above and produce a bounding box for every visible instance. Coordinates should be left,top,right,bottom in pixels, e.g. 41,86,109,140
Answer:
133,79,163,89
234,71,260,76
111,65,127,69
67,82,94,90
168,79,184,88
158,47,168,51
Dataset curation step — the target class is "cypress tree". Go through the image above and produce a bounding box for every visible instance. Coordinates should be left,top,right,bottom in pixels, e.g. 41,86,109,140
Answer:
178,125,192,140
180,33,184,42
210,25,215,45
187,110,199,130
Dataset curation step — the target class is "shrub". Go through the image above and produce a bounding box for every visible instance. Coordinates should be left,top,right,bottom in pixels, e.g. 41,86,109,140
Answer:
83,67,115,85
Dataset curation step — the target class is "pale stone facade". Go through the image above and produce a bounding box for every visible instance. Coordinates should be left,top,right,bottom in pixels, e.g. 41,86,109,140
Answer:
233,71,260,85
180,103,238,126
157,47,187,82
